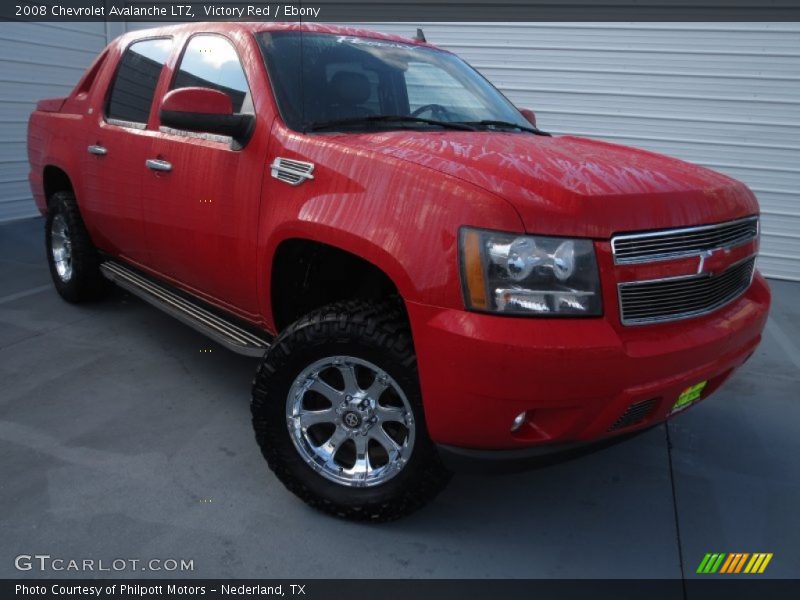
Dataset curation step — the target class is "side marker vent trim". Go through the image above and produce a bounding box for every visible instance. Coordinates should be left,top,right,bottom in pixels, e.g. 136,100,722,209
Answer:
270,157,315,186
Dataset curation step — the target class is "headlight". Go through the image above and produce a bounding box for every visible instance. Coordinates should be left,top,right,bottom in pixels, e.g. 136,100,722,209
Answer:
459,228,602,316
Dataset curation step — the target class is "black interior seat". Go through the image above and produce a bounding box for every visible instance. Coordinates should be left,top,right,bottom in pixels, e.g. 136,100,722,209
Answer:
325,71,374,120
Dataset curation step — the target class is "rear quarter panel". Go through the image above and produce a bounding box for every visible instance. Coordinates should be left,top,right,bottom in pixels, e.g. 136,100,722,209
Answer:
27,112,85,215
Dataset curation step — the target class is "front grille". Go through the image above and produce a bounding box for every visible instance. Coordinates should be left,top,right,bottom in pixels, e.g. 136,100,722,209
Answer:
612,216,758,264
618,257,755,325
609,398,658,431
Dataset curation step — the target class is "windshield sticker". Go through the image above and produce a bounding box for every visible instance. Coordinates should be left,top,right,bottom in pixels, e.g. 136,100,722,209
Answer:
335,36,420,51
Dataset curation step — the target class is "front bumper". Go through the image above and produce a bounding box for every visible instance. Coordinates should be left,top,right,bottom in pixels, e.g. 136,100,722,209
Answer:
407,272,771,451
436,428,654,473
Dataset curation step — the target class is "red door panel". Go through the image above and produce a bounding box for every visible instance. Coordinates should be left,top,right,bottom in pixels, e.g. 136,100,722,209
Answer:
139,33,272,318
142,132,266,315
78,37,173,264
80,122,152,261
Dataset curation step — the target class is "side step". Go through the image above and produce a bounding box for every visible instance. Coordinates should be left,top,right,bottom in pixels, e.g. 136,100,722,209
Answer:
100,261,271,357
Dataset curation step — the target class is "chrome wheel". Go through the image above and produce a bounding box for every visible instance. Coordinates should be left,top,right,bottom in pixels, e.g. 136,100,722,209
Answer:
50,213,73,282
286,355,416,488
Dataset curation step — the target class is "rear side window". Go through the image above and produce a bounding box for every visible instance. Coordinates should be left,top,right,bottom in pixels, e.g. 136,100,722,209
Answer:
170,34,253,114
106,38,172,125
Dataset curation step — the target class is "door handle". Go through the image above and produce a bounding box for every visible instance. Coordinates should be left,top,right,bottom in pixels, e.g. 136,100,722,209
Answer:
87,144,107,156
145,159,172,172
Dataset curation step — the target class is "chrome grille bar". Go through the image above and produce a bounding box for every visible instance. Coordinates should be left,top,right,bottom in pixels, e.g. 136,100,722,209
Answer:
618,257,756,325
612,216,758,264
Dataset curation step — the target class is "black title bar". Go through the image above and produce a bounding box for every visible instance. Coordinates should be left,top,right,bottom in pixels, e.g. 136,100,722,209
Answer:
4,0,800,22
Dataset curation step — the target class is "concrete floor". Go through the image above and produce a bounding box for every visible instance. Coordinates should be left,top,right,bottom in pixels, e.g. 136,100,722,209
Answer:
1,216,798,581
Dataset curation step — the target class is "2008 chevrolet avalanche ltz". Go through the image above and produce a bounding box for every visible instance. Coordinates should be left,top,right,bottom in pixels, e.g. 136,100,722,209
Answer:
27,23,770,520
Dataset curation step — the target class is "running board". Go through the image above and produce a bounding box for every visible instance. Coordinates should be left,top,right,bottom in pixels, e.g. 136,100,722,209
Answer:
100,261,271,357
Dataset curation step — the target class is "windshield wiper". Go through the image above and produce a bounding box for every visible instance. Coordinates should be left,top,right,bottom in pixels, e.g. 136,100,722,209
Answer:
305,115,476,132
456,120,550,136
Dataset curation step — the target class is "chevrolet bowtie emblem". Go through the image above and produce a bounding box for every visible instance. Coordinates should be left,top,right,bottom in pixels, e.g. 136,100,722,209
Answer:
697,247,731,275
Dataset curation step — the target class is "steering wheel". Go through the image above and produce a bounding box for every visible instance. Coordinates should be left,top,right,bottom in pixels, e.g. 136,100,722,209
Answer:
411,103,450,120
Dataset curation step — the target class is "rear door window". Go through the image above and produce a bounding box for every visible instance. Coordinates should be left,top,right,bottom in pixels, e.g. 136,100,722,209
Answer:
106,38,172,126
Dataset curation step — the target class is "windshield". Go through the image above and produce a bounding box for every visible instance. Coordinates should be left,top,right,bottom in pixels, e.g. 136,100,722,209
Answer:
257,31,532,132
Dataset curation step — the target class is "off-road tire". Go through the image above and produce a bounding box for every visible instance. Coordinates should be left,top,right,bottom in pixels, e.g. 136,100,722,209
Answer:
45,191,106,303
251,299,451,521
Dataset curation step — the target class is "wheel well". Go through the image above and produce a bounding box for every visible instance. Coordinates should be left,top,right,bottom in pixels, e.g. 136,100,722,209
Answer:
271,239,401,331
43,166,73,202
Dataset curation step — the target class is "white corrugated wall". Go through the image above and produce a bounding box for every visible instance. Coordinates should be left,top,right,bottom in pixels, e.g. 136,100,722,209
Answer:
2,22,798,280
0,22,112,221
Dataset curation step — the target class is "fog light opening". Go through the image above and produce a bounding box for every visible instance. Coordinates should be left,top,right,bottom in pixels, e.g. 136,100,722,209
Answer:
511,411,527,432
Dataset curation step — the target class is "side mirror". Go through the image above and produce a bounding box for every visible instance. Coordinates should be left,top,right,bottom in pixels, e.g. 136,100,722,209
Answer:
519,108,537,127
159,87,254,149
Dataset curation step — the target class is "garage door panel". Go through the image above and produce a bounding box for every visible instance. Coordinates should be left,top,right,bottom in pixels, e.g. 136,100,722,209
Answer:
398,23,800,50
705,166,798,196
0,161,28,182
761,235,800,256
0,197,38,221
509,91,799,126
0,122,32,143
0,142,27,163
537,113,800,150
0,40,100,71
38,22,108,38
2,60,87,88
363,23,800,56
1,81,76,104
0,23,106,51
478,68,800,101
465,50,798,79
0,180,33,199
758,255,800,281
761,214,800,237
545,134,797,174
756,193,800,219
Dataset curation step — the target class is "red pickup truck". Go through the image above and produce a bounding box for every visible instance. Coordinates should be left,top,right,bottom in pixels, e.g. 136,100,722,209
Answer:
27,22,770,521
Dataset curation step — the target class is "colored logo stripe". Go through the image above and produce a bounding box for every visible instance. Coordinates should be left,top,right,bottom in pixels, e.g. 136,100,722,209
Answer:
697,553,726,573
720,553,749,573
697,553,773,574
744,553,773,574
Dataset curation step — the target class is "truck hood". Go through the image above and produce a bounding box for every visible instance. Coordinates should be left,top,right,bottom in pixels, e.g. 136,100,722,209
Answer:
334,131,758,238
